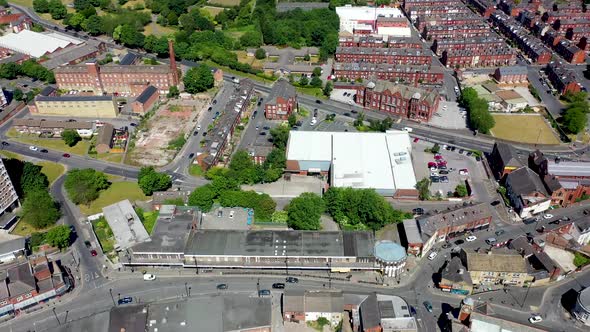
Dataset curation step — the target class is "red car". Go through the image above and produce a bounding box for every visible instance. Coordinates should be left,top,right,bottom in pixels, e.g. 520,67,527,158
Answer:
62,153,71,158
434,155,444,160
413,138,419,143
427,162,437,168
90,249,98,256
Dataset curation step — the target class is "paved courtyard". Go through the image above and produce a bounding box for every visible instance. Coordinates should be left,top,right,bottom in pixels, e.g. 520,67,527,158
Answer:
429,101,468,130
242,175,324,198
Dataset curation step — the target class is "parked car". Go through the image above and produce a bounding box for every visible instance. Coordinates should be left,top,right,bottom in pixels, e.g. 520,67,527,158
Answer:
412,208,425,216
90,249,97,256
439,170,449,175
217,284,228,290
459,169,469,175
202,131,207,136
427,162,437,168
258,289,271,296
548,219,560,225
315,99,322,104
84,240,92,248
543,214,554,219
454,239,464,245
466,236,477,242
193,131,199,136
423,301,433,312
495,230,505,236
458,149,464,154
143,273,156,281
118,297,133,305
62,153,71,158
427,251,438,260
40,149,48,153
485,238,497,245
212,100,217,104
491,200,501,206
129,123,137,127
1,141,8,146
528,315,542,324
440,176,449,183
272,283,285,289
29,146,38,151
286,277,299,283
560,216,570,222
188,153,194,159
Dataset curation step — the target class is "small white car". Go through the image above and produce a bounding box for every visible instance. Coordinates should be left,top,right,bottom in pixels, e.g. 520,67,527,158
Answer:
310,117,317,126
29,146,38,151
427,251,438,260
528,315,542,324
143,273,156,281
229,210,234,219
197,125,201,131
543,214,554,219
466,236,477,242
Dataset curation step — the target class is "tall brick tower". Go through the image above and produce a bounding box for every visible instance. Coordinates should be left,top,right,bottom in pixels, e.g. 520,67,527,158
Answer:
168,39,179,86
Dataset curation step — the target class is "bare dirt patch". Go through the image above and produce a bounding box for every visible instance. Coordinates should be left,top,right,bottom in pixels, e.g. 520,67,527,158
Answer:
127,96,210,166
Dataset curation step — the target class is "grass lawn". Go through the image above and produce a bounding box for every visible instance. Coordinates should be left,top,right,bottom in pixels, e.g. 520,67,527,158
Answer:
204,60,277,84
189,164,205,177
490,114,560,145
78,181,148,215
10,217,53,237
202,6,225,16
142,211,159,234
296,86,325,99
235,50,265,69
144,22,175,36
37,161,65,184
10,0,34,8
224,24,257,39
0,150,23,160
9,131,90,155
94,153,124,163
208,0,240,6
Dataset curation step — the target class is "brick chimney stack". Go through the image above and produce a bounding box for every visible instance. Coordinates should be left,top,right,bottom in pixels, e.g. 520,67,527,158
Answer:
168,39,179,85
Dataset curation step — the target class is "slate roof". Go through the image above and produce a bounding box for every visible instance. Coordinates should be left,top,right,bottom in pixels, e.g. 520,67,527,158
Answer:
494,142,522,168
119,52,138,65
506,167,548,196
135,85,158,104
441,256,472,284
265,79,296,106
6,262,35,297
0,237,25,256
417,203,492,238
36,95,114,102
369,80,439,107
96,123,114,146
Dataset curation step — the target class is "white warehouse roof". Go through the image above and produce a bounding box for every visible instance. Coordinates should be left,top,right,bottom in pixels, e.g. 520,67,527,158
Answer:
0,30,82,58
335,6,403,21
286,130,417,192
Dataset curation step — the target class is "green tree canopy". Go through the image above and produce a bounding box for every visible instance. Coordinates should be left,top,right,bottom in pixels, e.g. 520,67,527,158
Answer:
62,129,81,147
455,184,468,197
183,64,214,94
137,166,172,196
270,125,290,150
22,189,61,229
254,48,266,60
229,150,262,185
415,177,431,200
188,185,216,212
310,76,323,88
64,169,110,205
286,192,324,230
21,162,49,196
219,190,276,221
45,225,71,249
460,87,495,134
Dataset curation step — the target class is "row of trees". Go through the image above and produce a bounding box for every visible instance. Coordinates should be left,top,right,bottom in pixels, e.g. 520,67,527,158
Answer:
459,87,495,134
285,188,411,231
0,60,55,83
3,159,61,229
33,0,67,20
562,91,589,134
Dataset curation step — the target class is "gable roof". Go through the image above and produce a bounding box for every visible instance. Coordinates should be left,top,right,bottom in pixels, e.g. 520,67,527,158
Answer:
494,142,522,167
265,79,296,106
135,85,158,104
369,80,439,107
6,262,35,296
464,251,528,273
506,167,548,196
441,256,472,284
417,203,492,238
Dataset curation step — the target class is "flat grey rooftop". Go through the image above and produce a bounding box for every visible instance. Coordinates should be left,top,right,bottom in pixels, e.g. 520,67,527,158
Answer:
185,229,374,258
147,295,271,332
132,206,198,254
45,310,110,332
102,199,149,251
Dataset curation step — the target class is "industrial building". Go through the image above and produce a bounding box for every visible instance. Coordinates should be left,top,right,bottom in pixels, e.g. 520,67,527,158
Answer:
0,30,83,58
335,6,410,36
29,95,119,118
285,130,418,198
0,159,19,230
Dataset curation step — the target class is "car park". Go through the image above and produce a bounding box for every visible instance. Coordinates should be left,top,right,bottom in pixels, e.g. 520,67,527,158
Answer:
217,284,228,290
440,176,449,183
439,170,449,175
466,236,477,242
272,283,285,289
118,297,133,305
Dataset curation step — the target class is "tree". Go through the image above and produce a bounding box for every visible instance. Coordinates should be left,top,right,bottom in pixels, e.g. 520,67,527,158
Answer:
137,166,172,195
455,184,468,197
113,24,145,48
62,129,81,147
254,48,266,60
13,88,23,102
45,225,71,249
21,162,49,196
415,177,431,200
310,76,323,88
0,63,21,79
229,150,262,184
299,75,309,86
64,169,109,205
323,81,333,97
183,64,214,94
288,114,297,127
167,86,180,99
286,192,324,230
239,31,263,48
21,189,60,229
188,185,216,212
271,210,288,223
303,54,311,61
218,190,276,221
312,67,322,77
48,0,67,20
563,108,587,134
33,0,50,13
81,15,103,35
270,125,290,149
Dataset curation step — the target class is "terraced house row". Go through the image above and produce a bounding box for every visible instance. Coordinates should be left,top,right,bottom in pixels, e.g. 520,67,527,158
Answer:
333,62,444,85
406,5,472,21
335,47,432,65
338,35,423,49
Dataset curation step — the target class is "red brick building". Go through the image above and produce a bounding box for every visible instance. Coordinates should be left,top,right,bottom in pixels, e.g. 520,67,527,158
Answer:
545,61,581,96
565,27,589,50
415,14,483,31
338,35,422,49
554,40,586,64
431,36,507,55
333,62,444,85
131,85,159,114
441,47,516,68
466,0,496,18
493,66,528,84
355,80,440,122
407,5,472,21
336,47,432,65
402,0,462,11
55,40,179,97
264,79,297,120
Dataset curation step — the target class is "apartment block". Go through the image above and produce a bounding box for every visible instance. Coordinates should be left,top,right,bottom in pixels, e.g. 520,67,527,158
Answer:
335,47,432,65
0,159,18,221
333,63,444,85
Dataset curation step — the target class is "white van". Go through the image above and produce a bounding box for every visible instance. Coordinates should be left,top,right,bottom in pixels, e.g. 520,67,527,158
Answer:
402,127,413,132
143,273,156,281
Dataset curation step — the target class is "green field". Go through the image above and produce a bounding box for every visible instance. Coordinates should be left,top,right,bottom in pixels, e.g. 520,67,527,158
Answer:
207,0,240,6
8,129,90,155
490,114,560,145
37,161,65,184
78,181,148,215
10,216,54,237
189,164,204,177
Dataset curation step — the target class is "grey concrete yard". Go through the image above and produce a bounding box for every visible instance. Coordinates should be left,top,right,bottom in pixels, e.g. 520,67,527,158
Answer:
242,175,324,198
429,101,468,130
201,206,252,230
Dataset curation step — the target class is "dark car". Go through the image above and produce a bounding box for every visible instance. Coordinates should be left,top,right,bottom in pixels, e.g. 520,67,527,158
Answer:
40,149,48,153
188,153,195,159
212,100,217,104
286,277,299,283
442,243,452,249
466,151,473,156
193,131,199,136
118,297,133,305
351,109,358,114
208,107,212,112
548,219,560,225
412,207,425,216
259,132,267,136
476,156,482,161
263,126,270,130
62,153,71,158
491,200,501,206
344,112,351,117
90,249,98,256
202,131,207,136
585,209,590,215
1,141,8,146
84,240,92,248
423,301,433,312
130,123,137,127
217,284,228,290
458,149,465,154
315,99,322,104
258,289,271,296
67,119,76,122
439,170,449,175
450,146,456,151
272,283,285,289
454,239,464,245
495,229,505,236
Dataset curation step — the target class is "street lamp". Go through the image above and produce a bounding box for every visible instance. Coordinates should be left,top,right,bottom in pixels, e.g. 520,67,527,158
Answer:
52,307,60,325
109,288,116,306
188,286,191,297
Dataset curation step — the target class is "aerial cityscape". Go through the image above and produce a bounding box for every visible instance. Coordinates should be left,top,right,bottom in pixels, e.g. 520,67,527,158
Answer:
0,0,589,331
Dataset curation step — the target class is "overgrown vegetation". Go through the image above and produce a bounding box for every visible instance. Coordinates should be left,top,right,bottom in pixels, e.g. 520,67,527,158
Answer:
561,91,589,134
0,60,55,83
574,252,590,268
459,87,495,134
286,192,325,230
64,168,110,205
